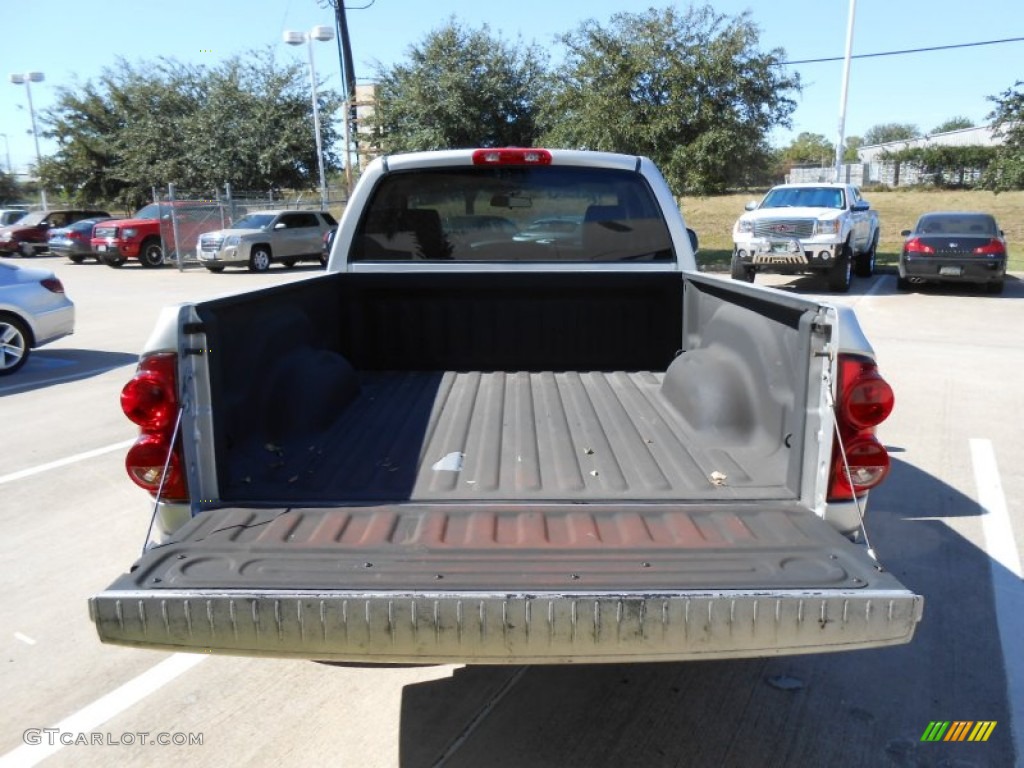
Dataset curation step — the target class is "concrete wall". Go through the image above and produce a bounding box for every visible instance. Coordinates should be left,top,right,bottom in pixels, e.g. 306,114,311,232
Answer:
787,165,866,185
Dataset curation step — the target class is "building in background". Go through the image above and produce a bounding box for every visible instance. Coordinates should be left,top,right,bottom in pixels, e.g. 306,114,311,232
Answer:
787,126,1003,187
352,83,379,171
857,126,1002,187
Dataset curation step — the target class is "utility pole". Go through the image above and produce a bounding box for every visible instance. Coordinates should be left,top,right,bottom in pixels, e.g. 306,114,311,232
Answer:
834,0,857,183
327,0,359,196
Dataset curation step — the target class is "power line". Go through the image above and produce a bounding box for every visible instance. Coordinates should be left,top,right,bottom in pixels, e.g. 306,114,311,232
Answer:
781,36,1024,65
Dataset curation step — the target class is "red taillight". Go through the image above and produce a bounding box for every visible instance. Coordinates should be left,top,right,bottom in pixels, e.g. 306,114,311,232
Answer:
829,435,891,499
40,277,65,294
472,148,552,166
125,433,188,499
972,238,1005,256
122,354,177,430
903,237,934,255
122,352,188,502
828,354,895,502
838,357,894,430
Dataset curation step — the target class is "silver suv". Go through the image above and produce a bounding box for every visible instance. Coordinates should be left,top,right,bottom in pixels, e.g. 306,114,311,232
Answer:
196,209,337,272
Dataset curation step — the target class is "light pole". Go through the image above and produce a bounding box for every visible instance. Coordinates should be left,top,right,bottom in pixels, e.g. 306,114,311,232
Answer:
284,26,334,210
9,71,47,210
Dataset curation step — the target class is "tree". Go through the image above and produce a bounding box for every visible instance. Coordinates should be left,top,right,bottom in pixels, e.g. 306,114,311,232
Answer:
985,80,1024,191
36,76,128,205
537,6,800,194
780,132,834,167
932,116,974,134
843,135,864,162
863,123,919,146
184,52,342,192
367,20,548,152
0,172,21,204
39,50,340,207
886,144,996,187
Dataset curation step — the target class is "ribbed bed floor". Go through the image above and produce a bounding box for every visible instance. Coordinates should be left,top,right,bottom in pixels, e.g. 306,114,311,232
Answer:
228,371,791,503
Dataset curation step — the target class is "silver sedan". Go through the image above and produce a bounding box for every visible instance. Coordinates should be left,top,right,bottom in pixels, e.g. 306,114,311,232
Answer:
0,261,75,374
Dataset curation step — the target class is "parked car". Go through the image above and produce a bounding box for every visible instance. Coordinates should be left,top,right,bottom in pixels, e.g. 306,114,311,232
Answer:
0,209,29,227
48,217,112,263
0,261,75,374
93,202,225,268
731,183,880,291
196,209,337,272
898,211,1007,294
0,209,110,257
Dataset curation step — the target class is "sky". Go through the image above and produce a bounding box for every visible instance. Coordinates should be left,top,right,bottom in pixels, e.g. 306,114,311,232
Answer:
2,0,1022,174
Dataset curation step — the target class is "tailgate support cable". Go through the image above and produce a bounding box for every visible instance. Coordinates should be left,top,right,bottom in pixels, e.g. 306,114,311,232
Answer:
824,369,877,561
141,405,185,555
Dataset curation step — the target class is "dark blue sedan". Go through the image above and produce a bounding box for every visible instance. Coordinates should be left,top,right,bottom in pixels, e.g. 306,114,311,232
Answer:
898,211,1007,294
48,217,112,263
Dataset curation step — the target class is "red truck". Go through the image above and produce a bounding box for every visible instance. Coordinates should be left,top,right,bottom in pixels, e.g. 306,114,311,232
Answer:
92,201,225,268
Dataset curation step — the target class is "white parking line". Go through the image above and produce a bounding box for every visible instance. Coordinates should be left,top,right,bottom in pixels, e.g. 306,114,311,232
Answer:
0,653,207,768
865,275,887,296
0,440,135,486
969,438,1023,757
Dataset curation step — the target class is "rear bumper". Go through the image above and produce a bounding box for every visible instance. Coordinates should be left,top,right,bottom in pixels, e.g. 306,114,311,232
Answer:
31,301,75,346
90,587,923,663
89,504,923,663
902,256,1005,284
50,244,95,258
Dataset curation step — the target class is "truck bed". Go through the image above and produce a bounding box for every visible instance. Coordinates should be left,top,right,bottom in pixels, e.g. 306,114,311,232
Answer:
200,272,808,505
229,369,789,502
90,272,923,662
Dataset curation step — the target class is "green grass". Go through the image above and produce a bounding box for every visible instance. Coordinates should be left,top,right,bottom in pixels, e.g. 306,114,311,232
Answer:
680,189,1024,272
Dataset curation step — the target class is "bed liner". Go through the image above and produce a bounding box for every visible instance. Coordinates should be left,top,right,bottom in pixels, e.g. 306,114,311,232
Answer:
223,369,791,502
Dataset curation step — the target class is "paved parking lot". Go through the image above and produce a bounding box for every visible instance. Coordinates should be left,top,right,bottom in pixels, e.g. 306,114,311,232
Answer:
1,259,1021,767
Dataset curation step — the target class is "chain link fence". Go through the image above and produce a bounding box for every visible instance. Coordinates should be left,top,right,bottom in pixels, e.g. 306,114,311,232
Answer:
151,184,333,269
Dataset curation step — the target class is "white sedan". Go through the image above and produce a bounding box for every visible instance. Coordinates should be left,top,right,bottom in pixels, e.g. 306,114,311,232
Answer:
196,209,337,272
0,262,75,374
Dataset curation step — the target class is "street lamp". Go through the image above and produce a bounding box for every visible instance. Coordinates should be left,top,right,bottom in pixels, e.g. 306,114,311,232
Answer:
9,71,47,210
283,26,334,210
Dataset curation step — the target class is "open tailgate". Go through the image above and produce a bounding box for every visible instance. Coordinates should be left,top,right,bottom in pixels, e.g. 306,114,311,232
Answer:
90,502,922,663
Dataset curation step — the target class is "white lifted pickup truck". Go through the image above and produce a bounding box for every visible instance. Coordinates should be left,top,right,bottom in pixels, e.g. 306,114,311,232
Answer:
89,148,920,664
731,182,881,292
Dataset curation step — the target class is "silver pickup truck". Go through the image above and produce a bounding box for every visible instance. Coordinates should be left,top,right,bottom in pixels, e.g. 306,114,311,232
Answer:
90,148,921,664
